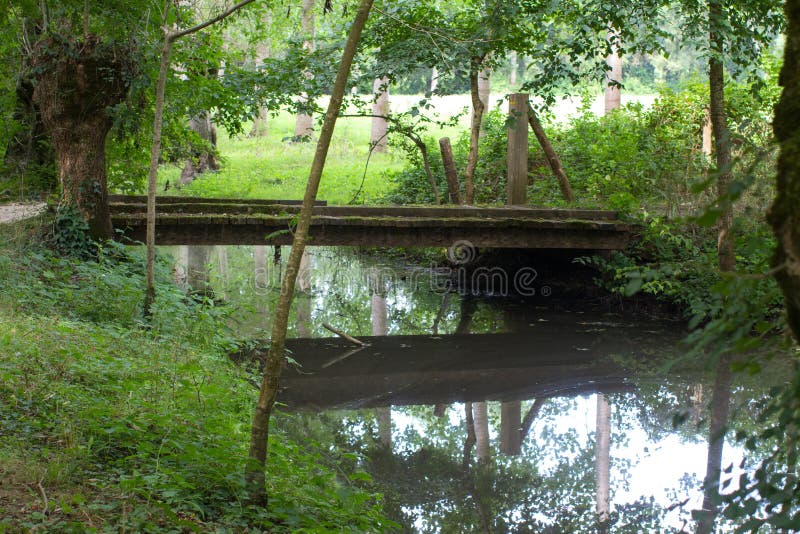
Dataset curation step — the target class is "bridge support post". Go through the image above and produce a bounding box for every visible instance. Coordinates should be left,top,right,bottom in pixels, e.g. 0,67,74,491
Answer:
500,401,522,455
507,93,529,205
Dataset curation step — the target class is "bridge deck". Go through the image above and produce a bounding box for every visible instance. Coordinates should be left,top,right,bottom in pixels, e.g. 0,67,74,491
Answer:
110,195,636,249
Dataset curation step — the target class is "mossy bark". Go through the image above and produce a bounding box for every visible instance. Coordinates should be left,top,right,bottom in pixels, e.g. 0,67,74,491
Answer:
770,0,800,341
31,35,131,239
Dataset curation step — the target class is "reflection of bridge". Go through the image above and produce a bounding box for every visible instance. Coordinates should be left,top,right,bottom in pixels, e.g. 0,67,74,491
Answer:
234,322,680,410
110,195,635,249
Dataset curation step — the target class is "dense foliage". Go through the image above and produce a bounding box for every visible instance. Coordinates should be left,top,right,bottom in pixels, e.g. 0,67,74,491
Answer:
0,221,392,531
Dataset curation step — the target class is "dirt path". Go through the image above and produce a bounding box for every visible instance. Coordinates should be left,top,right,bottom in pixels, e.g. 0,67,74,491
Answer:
0,202,47,224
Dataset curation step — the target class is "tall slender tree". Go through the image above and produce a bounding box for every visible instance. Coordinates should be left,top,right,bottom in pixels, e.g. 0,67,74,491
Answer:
245,0,375,505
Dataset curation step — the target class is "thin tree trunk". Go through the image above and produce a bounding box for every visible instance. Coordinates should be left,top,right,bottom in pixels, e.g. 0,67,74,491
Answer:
294,0,316,139
464,61,489,204
473,401,490,462
604,36,622,113
370,77,389,151
696,358,732,534
595,393,611,531
463,401,476,470
500,401,521,455
249,12,272,138
295,250,312,337
187,245,212,296
245,0,375,505
429,66,439,93
254,245,269,315
508,51,518,86
520,398,546,442
145,31,173,313
709,0,735,273
770,0,800,342
370,267,391,446
143,0,259,313
528,107,574,202
702,108,713,158
216,245,229,299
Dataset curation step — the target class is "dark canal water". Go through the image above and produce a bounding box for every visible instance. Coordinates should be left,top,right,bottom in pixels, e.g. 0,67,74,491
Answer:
171,245,789,532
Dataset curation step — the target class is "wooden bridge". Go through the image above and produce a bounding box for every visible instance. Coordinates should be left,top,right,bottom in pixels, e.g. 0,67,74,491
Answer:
110,195,636,250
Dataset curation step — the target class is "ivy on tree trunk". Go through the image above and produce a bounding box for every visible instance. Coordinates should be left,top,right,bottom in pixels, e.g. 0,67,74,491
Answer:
771,0,800,341
31,35,132,239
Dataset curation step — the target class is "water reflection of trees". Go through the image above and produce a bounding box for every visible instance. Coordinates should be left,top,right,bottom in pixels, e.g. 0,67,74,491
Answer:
173,245,792,531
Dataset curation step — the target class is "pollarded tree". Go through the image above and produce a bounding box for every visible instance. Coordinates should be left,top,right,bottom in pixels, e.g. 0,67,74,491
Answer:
8,1,265,239
13,2,148,238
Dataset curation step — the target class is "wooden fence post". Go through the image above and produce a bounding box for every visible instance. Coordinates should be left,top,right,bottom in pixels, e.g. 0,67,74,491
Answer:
507,93,529,205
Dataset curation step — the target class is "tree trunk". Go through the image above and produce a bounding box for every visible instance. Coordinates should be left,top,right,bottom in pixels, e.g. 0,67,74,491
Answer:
294,0,316,139
770,0,800,341
429,66,439,93
604,38,622,113
709,0,735,273
180,112,219,186
245,0,374,505
500,401,521,455
173,245,189,288
145,29,173,314
464,61,489,204
508,51,518,86
216,246,229,299
473,401,490,462
370,77,389,152
144,0,259,314
370,268,391,446
254,245,269,315
696,358,732,534
701,108,713,158
187,245,212,297
31,35,130,239
249,13,272,138
296,250,312,337
595,393,611,531
4,78,56,195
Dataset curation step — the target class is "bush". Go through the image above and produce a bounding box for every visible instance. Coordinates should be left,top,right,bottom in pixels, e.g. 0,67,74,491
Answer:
387,82,776,218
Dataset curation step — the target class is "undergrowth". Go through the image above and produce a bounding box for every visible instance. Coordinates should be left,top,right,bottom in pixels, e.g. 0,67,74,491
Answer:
0,222,392,532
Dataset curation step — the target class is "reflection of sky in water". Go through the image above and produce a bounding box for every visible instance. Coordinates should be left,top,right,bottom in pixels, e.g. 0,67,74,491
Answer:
173,245,781,531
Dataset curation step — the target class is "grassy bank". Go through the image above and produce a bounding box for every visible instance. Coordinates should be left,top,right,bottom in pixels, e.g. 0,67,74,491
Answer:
0,220,391,532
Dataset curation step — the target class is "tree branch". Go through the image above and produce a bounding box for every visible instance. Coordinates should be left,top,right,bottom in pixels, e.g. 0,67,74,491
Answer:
169,0,258,41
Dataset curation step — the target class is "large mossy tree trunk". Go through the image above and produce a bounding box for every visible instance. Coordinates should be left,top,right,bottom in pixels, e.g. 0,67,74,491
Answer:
31,35,131,239
771,0,800,341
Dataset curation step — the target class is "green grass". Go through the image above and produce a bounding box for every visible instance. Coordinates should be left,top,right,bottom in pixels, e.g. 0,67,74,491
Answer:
155,93,657,206
0,223,392,532
160,110,409,205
